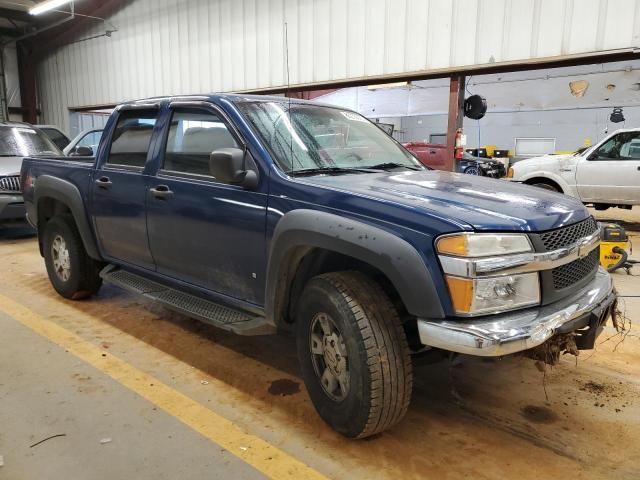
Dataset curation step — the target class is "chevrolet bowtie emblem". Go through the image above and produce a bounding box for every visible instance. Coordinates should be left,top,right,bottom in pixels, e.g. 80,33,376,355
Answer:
576,237,597,259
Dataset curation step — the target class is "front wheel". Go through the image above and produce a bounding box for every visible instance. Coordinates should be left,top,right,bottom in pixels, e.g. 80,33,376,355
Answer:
531,182,559,192
464,166,481,176
296,271,412,438
43,214,103,299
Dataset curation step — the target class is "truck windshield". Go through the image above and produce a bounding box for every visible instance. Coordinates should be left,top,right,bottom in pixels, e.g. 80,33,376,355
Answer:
238,101,422,175
0,126,61,157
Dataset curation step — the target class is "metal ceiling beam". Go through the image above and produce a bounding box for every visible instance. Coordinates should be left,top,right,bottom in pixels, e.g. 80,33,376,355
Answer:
0,26,24,37
30,0,127,56
0,7,33,23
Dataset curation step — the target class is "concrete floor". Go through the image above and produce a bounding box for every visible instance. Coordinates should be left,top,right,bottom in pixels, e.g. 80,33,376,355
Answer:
0,212,639,480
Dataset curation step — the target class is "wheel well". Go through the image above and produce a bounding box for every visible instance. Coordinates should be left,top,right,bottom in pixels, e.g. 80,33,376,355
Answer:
36,197,73,255
523,177,563,193
275,247,407,328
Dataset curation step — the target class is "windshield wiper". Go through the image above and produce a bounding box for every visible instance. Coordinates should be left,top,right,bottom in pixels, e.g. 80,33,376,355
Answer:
367,162,422,171
289,166,372,177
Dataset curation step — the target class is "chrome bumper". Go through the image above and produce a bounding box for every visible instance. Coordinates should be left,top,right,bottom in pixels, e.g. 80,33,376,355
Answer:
417,268,615,356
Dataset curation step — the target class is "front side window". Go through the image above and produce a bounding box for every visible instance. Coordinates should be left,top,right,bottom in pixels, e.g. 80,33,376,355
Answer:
237,101,421,175
78,131,103,150
594,132,640,160
163,109,238,177
106,110,157,167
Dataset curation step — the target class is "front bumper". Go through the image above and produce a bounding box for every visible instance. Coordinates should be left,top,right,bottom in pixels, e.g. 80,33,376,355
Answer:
417,268,615,356
0,194,25,221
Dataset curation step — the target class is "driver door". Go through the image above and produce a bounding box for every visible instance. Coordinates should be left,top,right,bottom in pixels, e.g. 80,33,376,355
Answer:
576,131,640,204
145,103,268,304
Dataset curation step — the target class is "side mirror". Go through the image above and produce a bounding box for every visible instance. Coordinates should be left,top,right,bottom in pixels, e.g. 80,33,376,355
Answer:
209,147,259,189
71,146,93,156
587,152,598,160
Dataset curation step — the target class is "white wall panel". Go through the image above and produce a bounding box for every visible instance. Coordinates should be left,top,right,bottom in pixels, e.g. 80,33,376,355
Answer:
426,0,453,69
38,0,640,133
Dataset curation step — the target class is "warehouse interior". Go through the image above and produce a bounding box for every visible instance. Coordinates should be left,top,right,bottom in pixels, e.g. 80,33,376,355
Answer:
319,61,640,152
1,1,640,479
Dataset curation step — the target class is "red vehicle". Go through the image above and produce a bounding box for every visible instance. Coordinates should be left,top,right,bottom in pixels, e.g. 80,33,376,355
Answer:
401,142,447,170
403,142,506,178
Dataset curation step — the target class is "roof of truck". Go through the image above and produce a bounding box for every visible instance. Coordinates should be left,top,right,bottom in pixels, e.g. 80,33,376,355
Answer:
117,93,340,110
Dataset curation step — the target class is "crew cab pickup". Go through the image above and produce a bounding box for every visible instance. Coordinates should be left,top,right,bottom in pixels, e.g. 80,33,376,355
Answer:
508,128,640,209
21,95,616,438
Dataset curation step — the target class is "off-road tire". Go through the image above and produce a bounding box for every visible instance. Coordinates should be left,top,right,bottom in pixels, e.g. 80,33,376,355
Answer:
43,214,103,299
296,271,412,438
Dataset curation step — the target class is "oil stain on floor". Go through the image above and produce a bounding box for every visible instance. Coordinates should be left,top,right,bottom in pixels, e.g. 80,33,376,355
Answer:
268,378,301,396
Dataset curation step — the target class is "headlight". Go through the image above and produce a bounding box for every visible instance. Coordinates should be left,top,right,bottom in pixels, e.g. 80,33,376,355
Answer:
436,233,532,257
445,273,540,315
437,232,540,315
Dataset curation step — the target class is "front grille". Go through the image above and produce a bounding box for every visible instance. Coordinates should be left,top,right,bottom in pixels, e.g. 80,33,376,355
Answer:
0,175,21,193
551,247,600,290
539,217,598,251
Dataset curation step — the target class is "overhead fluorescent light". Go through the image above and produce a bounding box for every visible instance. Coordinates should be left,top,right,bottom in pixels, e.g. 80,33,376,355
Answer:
29,0,74,16
367,81,411,91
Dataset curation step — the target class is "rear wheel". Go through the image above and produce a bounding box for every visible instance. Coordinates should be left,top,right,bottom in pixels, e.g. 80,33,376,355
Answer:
43,214,103,299
464,166,481,176
296,271,412,438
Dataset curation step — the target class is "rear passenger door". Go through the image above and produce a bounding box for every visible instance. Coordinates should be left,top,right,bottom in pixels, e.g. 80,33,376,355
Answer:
90,107,158,270
145,103,267,304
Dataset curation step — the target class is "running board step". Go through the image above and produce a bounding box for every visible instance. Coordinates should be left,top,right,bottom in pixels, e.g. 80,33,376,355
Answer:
100,267,275,336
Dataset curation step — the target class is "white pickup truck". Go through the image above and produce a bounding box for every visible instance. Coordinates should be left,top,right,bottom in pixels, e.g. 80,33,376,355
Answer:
508,128,640,210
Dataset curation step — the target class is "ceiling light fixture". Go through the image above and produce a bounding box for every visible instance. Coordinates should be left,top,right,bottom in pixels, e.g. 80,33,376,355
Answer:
367,81,411,91
29,0,74,16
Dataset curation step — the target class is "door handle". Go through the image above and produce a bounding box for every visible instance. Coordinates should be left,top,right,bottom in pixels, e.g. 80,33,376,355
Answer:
94,176,112,189
149,185,174,200
430,150,437,154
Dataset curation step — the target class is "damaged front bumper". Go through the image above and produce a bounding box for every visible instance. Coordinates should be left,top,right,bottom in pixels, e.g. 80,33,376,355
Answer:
417,268,615,356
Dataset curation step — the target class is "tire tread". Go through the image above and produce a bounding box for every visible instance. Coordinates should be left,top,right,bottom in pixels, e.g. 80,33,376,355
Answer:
43,214,102,299
317,271,412,438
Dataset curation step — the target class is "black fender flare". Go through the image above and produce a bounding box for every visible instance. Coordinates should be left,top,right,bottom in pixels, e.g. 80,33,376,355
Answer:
34,175,102,260
265,209,444,326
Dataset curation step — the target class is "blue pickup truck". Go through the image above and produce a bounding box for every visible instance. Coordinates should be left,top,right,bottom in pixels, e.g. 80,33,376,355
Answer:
20,94,616,438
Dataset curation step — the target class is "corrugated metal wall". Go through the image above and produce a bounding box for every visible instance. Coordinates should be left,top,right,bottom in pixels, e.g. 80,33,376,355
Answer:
38,0,640,133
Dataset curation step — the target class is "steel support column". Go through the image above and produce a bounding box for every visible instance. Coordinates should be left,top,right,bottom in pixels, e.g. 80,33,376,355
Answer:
445,75,465,172
17,42,37,124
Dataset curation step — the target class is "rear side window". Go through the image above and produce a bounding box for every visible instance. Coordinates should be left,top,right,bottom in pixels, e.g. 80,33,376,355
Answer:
40,128,70,150
163,109,238,177
106,109,157,168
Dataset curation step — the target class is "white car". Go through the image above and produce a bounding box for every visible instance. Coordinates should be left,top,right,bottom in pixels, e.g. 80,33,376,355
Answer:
508,128,640,210
63,128,103,156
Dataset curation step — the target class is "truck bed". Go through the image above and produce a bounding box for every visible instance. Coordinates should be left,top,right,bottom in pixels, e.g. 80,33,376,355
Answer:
21,155,97,222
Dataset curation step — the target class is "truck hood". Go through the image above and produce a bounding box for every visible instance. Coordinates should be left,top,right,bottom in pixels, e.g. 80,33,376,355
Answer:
305,170,588,232
0,156,24,176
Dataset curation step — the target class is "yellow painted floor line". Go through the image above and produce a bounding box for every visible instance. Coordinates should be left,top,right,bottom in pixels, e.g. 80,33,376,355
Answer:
0,294,328,480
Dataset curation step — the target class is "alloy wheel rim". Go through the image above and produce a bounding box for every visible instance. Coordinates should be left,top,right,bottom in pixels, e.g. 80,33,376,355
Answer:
51,235,71,282
310,312,350,402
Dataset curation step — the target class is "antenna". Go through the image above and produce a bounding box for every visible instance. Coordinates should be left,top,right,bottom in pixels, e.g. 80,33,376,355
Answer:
284,21,294,173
